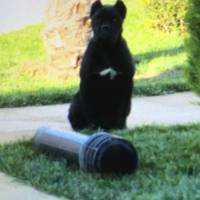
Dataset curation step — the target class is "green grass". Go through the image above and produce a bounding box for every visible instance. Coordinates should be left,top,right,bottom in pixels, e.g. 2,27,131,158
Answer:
0,23,46,71
1,124,200,199
0,0,190,107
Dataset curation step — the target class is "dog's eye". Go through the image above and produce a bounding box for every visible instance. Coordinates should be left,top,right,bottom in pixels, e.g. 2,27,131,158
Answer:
95,18,101,24
112,18,117,23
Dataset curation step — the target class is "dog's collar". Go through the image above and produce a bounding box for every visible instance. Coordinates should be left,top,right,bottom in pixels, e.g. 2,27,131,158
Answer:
99,67,120,80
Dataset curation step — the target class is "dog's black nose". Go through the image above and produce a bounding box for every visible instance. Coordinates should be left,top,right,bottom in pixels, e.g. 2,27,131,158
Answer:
101,24,110,32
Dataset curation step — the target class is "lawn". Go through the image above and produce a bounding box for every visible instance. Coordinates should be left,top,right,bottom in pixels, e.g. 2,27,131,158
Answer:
0,124,200,200
0,0,190,107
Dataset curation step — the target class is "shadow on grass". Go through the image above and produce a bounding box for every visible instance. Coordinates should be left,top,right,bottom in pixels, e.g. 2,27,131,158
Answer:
0,86,78,108
148,64,184,79
134,66,190,96
0,66,190,107
135,45,184,63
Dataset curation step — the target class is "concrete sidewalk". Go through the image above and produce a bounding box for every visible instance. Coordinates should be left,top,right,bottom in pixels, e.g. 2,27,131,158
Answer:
0,92,200,200
0,173,66,200
0,92,200,144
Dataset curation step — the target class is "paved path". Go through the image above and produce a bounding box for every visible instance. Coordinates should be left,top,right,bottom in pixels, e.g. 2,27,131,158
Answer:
0,0,48,33
0,92,200,144
0,92,200,200
0,173,66,200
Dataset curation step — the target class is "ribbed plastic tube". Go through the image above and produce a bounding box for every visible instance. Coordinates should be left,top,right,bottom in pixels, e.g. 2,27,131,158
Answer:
33,127,138,175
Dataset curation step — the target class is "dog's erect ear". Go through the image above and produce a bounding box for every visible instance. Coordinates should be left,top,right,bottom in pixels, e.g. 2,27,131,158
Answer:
90,0,102,18
114,0,127,19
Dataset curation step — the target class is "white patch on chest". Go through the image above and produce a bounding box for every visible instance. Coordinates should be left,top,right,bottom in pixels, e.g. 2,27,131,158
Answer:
99,67,118,80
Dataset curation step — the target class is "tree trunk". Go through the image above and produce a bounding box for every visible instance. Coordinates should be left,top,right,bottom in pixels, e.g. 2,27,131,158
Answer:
43,0,94,79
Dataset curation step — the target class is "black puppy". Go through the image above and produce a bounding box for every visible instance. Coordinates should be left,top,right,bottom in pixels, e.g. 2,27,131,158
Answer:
68,0,135,130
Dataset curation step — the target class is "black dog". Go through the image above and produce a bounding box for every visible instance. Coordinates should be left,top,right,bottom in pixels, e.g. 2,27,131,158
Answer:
68,0,135,130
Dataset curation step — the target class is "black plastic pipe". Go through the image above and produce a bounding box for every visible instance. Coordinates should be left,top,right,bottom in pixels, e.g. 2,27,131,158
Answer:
33,127,138,175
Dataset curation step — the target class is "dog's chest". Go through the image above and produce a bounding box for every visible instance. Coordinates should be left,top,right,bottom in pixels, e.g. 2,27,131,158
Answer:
89,67,127,94
84,47,131,93
99,67,119,80
96,52,122,79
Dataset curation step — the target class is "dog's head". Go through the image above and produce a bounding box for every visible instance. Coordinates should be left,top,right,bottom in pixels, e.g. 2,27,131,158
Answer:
90,0,126,44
